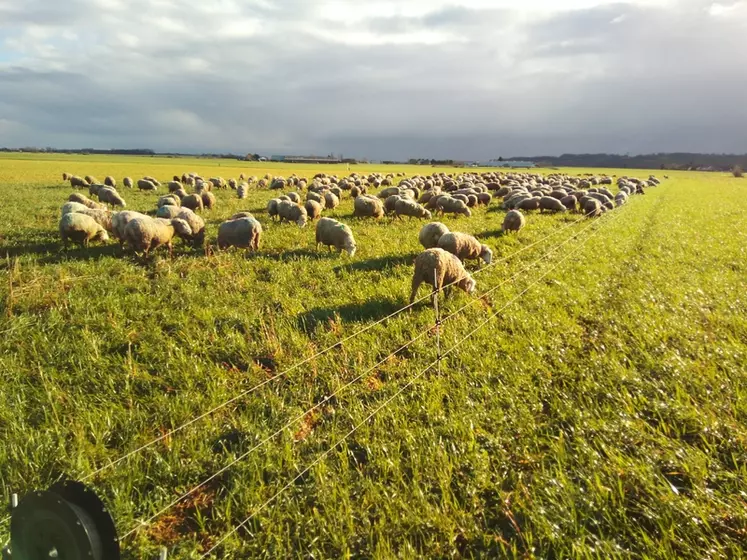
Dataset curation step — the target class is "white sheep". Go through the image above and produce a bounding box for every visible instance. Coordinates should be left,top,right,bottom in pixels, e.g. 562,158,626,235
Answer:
123,216,192,257
437,232,492,265
123,177,133,189
410,248,476,306
316,217,356,256
394,198,431,220
418,222,450,249
502,210,525,233
59,213,109,248
277,200,308,227
217,217,262,251
98,187,126,208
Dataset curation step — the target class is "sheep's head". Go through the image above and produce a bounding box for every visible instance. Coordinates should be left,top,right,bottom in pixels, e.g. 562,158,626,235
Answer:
171,218,193,239
345,243,357,257
461,275,477,294
461,207,472,217
296,215,308,228
94,229,109,243
480,245,493,265
423,209,432,220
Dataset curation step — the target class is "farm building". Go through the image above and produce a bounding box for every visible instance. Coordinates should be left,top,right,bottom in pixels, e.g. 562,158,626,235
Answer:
270,155,342,164
471,160,537,168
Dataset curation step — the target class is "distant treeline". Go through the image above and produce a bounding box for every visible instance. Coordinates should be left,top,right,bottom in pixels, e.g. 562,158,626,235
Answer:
506,153,747,171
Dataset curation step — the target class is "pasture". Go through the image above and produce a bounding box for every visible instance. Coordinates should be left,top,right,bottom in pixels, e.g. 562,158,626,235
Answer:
0,154,745,559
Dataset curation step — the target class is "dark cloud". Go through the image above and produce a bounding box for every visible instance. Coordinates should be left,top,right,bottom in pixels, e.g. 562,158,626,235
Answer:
0,0,745,158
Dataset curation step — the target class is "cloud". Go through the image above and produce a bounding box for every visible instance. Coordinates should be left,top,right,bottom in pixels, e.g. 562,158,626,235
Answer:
0,0,744,158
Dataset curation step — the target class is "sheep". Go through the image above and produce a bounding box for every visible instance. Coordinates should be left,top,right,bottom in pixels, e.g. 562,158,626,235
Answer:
502,210,525,233
350,186,365,198
138,179,158,191
104,176,116,188
476,192,492,206
123,216,192,257
112,211,149,248
74,208,113,232
59,213,109,248
228,178,237,190
560,195,578,211
394,198,431,220
306,191,324,205
539,196,567,213
174,208,206,246
437,197,472,218
98,187,126,208
409,248,476,306
158,195,181,208
316,217,356,256
68,193,106,210
61,201,89,215
277,200,308,227
286,192,301,204
517,197,541,211
437,232,492,265
217,217,262,251
267,199,281,220
201,190,216,210
582,198,602,218
156,205,180,219
230,212,254,220
173,188,188,200
378,187,401,199
69,176,87,189
418,222,450,249
181,193,204,212
353,195,385,219
237,183,248,199
167,181,182,192
466,194,478,207
62,172,71,181
123,177,133,189
143,176,161,186
324,192,340,210
305,199,323,221
615,192,628,207
384,195,402,215
84,175,99,185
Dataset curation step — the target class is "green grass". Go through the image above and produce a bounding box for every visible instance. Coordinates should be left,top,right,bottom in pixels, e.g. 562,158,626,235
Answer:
0,154,745,559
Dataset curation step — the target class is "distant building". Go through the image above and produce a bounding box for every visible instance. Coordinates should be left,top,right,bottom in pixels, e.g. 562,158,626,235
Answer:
270,155,342,164
474,160,536,168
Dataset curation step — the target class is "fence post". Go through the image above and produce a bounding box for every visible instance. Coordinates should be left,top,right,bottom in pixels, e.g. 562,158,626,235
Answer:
434,269,442,376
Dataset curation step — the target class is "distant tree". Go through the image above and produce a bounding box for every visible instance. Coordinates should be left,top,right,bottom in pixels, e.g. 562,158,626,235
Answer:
733,165,744,178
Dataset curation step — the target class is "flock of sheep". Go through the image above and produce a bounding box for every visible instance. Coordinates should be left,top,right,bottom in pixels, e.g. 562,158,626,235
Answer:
57,169,661,305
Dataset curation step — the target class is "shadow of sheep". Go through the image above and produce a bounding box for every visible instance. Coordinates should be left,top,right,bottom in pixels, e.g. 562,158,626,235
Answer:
333,253,417,273
297,298,405,335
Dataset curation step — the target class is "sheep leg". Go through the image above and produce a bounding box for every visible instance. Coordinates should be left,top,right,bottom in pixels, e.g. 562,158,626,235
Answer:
409,277,422,304
168,242,173,259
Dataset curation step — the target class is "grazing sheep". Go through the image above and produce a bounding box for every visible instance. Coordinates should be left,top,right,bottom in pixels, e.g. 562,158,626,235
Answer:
410,248,476,305
156,205,180,219
350,185,365,198
84,175,100,185
158,195,181,208
168,181,182,192
287,192,301,204
230,212,255,220
560,195,578,211
123,216,192,257
437,197,472,217
173,208,205,246
539,197,567,213
476,192,492,206
98,187,126,208
277,200,308,227
62,172,71,181
181,193,204,212
324,191,340,210
112,211,148,248
217,217,262,251
353,195,385,219
378,187,401,199
123,177,133,189
89,183,105,197
305,200,323,221
582,198,602,218
502,210,525,233
437,232,492,265
74,208,113,232
173,188,188,200
59,213,109,248
201,190,216,210
138,179,158,191
61,202,89,215
70,176,87,188
517,197,541,211
104,176,116,188
615,192,628,207
267,199,282,220
316,217,356,256
237,183,248,199
384,195,402,215
418,222,450,249
395,198,431,220
68,193,106,210
228,178,237,190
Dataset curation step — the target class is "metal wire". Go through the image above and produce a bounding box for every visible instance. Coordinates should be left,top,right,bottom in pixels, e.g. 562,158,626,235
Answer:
78,211,590,484
198,207,622,558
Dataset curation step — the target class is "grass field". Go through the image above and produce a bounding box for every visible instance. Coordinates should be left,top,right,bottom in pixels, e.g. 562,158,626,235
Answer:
0,154,745,559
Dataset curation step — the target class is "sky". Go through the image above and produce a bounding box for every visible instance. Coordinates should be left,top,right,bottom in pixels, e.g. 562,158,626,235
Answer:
0,0,745,160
